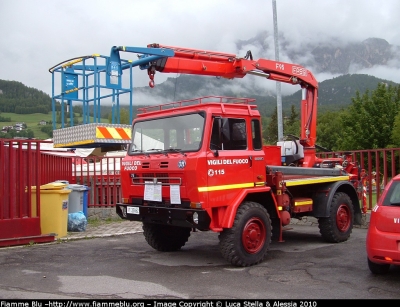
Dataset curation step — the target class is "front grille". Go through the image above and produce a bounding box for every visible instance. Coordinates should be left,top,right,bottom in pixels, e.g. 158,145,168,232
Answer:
141,161,169,169
131,173,182,185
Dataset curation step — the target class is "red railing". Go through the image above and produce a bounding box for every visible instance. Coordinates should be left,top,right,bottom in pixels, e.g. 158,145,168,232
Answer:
71,156,122,208
317,148,400,210
73,148,400,211
0,139,72,242
3,139,397,214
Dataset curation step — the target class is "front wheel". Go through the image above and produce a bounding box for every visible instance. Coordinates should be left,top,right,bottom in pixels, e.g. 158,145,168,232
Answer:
142,223,191,252
318,192,354,243
218,201,272,267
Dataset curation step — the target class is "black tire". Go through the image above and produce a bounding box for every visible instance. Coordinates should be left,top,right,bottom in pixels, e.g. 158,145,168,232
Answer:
318,192,354,243
218,201,272,267
368,258,390,274
142,223,191,252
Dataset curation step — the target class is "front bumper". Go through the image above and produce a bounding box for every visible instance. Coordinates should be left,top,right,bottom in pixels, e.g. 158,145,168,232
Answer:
116,203,211,230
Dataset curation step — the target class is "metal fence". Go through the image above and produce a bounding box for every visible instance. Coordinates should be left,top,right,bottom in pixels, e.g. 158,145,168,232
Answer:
72,147,400,211
317,148,400,210
3,139,399,216
71,156,122,208
0,139,72,244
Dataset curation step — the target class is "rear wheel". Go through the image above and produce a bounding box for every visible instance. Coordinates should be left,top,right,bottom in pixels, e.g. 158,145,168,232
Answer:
219,201,271,267
142,223,191,251
318,192,354,243
368,258,390,274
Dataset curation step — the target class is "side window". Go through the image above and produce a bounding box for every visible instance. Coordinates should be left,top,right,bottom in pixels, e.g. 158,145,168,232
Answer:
251,119,262,150
210,118,221,150
385,181,400,206
210,117,247,150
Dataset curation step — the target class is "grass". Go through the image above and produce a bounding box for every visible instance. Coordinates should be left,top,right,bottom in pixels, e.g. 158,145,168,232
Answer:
361,192,379,212
370,193,378,205
0,112,108,140
87,216,124,227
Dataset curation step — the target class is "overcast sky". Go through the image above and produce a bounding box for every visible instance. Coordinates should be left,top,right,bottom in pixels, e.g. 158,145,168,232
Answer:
1,0,400,100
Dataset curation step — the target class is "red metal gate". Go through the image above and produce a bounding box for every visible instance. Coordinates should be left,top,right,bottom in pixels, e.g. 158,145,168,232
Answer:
317,148,400,210
0,139,72,247
71,156,122,207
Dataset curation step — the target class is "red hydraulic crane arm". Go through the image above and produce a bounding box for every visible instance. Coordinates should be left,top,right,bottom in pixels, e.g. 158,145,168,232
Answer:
149,44,238,62
147,43,319,151
253,58,318,152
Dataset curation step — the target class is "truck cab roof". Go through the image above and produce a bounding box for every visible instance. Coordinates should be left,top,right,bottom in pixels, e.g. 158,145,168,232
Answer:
135,96,260,119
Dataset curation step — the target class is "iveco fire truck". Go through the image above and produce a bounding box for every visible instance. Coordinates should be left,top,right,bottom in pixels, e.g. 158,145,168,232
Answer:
116,44,362,267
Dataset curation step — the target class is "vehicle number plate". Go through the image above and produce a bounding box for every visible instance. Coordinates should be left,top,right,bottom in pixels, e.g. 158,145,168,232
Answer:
127,206,139,215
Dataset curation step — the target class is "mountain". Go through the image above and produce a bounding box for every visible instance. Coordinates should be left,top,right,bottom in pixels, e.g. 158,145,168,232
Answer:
132,33,400,114
1,73,397,120
133,73,398,117
236,32,400,75
0,80,52,114
1,34,399,118
284,74,398,114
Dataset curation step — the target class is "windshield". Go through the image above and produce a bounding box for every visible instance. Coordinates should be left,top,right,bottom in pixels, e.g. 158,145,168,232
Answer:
129,112,205,154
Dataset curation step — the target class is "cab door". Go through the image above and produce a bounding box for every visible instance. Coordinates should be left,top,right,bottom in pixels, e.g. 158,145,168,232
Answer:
206,117,254,206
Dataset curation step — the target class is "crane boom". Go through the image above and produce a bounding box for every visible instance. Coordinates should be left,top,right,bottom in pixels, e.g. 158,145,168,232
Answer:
145,44,318,164
112,43,320,165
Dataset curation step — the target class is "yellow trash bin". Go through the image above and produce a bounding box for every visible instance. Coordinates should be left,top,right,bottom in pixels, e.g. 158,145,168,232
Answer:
31,182,72,238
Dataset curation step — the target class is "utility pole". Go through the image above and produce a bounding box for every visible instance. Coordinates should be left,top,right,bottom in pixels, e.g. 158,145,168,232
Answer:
272,0,283,141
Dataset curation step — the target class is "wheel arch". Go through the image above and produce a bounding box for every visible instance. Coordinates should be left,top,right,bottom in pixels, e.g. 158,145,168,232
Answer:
313,181,361,225
221,187,278,229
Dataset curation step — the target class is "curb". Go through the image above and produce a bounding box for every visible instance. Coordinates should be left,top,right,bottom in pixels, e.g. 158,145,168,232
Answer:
62,220,143,240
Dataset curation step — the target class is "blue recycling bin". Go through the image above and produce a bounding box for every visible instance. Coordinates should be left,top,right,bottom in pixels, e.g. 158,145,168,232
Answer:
82,186,89,218
66,184,90,217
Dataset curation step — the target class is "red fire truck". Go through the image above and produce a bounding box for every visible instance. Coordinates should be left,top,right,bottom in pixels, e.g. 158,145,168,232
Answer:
116,44,362,266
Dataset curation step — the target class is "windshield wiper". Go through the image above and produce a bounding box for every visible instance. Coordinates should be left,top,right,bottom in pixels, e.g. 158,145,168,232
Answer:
163,148,186,156
129,149,148,156
146,148,163,152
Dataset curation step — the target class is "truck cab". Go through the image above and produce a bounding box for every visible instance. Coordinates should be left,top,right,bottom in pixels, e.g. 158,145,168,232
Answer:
117,96,276,231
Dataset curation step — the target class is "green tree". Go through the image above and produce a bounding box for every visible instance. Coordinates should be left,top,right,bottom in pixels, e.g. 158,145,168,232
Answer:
263,107,278,145
316,110,344,151
392,85,400,147
40,125,54,138
56,111,61,124
284,105,300,137
338,83,400,150
120,108,130,124
0,128,34,139
108,108,130,125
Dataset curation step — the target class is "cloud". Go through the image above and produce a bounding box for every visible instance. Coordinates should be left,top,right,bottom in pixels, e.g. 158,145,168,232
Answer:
0,0,399,99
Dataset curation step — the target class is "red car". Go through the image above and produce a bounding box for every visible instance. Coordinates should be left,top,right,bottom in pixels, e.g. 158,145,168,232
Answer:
366,174,400,274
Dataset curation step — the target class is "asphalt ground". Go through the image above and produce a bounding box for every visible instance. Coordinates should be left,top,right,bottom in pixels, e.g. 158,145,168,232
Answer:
1,217,400,300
